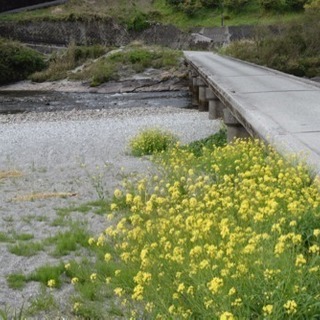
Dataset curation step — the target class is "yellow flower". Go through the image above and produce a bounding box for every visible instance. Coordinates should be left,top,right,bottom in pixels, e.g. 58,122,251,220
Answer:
114,287,124,297
207,277,224,294
295,254,307,267
96,234,105,246
64,263,71,270
114,189,122,198
110,203,118,211
126,193,133,204
284,300,297,315
145,302,155,313
228,287,236,296
220,311,235,320
73,302,81,312
104,253,112,262
71,277,79,285
106,277,111,284
263,304,273,315
314,229,320,237
177,283,185,293
132,284,144,300
90,273,97,281
309,244,320,254
47,279,56,288
231,298,242,307
88,237,95,245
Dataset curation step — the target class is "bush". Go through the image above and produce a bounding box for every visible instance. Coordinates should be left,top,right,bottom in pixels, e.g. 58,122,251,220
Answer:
224,14,320,78
0,38,46,85
128,128,178,157
126,11,151,32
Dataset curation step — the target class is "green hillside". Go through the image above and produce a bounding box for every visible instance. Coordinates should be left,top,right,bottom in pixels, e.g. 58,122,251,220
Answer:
0,0,312,28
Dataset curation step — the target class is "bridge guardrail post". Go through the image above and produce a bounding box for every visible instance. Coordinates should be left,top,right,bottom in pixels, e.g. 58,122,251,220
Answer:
223,109,250,142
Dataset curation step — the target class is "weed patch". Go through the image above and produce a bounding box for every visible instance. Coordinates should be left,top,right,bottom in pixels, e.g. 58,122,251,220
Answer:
7,274,27,290
129,127,178,157
8,241,44,257
26,288,57,316
0,232,12,243
28,264,65,289
63,133,320,319
46,225,90,257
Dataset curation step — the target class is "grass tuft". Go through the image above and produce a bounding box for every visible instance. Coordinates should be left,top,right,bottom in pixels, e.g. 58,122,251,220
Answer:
7,274,27,290
8,241,44,257
129,127,178,157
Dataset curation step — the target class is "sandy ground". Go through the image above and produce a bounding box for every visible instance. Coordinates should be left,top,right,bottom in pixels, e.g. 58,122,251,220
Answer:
0,83,221,317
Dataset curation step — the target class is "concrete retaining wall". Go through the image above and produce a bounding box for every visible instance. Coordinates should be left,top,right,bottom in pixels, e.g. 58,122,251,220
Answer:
0,19,256,49
0,19,130,46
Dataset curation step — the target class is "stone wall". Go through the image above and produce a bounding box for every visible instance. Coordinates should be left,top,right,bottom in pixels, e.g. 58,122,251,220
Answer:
0,19,256,49
0,19,130,46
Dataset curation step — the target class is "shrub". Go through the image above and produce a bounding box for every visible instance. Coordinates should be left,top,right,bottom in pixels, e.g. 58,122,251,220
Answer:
128,128,178,157
0,38,46,85
126,11,151,32
224,14,320,78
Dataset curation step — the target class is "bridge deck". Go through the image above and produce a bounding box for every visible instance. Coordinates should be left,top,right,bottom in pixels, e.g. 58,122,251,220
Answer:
184,51,320,175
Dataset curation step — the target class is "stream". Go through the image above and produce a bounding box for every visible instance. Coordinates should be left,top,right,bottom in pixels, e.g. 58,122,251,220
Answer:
0,90,192,114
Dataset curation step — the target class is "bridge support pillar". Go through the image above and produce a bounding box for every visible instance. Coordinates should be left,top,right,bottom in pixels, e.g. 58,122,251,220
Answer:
223,109,250,142
197,79,209,112
206,88,223,119
191,76,200,108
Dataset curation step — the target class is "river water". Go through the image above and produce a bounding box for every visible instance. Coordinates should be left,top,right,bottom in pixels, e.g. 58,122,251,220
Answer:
0,90,192,114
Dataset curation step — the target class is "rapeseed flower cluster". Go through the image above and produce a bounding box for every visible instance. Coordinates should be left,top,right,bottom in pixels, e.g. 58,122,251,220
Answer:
88,138,320,318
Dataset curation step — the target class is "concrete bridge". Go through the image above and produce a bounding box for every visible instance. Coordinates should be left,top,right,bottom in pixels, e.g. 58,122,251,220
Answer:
184,51,320,176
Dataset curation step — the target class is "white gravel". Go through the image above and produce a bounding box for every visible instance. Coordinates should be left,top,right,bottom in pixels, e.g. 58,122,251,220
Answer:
0,105,221,316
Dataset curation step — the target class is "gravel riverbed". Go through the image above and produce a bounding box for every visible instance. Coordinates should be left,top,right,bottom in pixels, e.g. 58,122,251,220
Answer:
0,89,220,316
